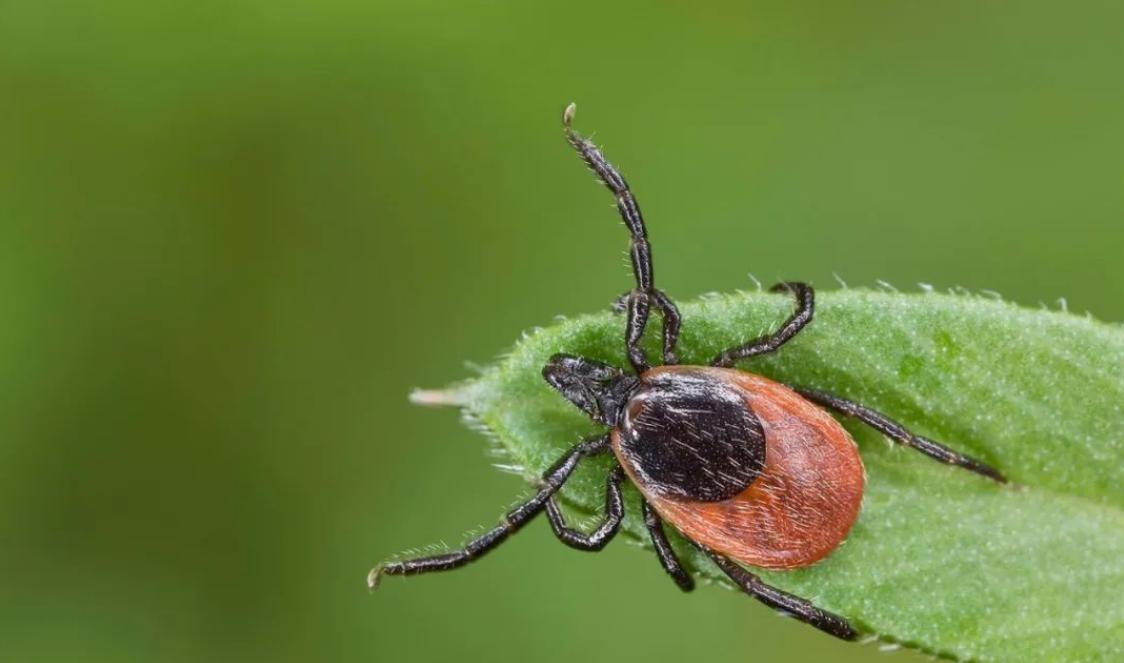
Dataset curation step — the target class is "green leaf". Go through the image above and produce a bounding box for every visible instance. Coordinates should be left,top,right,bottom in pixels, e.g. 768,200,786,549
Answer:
419,289,1124,663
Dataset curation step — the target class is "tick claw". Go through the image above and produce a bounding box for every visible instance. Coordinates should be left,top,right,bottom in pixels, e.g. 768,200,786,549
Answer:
367,565,384,591
562,102,577,128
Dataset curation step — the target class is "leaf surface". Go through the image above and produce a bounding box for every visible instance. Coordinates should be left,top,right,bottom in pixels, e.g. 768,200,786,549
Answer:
432,290,1124,662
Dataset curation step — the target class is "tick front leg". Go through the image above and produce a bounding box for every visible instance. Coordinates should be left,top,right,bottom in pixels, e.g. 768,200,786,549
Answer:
795,388,1006,483
544,466,625,551
616,289,681,370
652,289,681,366
369,434,610,589
705,550,857,641
642,500,694,592
625,290,654,373
563,104,680,369
711,282,813,367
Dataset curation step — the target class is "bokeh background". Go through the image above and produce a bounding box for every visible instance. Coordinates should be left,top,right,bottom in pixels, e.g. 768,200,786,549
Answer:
1,2,1120,661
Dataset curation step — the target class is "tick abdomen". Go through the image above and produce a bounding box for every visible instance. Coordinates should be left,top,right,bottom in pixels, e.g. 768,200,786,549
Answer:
612,366,865,569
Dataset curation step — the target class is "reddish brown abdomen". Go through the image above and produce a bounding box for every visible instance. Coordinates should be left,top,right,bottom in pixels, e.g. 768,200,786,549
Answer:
613,366,865,569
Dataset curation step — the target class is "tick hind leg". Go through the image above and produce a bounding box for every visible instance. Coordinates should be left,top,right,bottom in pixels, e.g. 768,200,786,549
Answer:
705,549,857,641
369,434,610,589
796,388,1006,483
711,282,814,367
642,500,695,592
563,104,680,370
544,466,625,551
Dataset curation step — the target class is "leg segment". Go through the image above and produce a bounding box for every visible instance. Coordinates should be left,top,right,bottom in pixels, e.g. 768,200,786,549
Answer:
369,434,611,588
625,290,653,372
796,388,1006,483
563,104,680,370
705,549,857,641
652,289,681,367
711,282,814,367
642,500,694,592
544,466,625,551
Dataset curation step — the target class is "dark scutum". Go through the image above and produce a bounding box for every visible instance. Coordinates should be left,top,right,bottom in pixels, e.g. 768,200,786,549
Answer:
617,371,765,502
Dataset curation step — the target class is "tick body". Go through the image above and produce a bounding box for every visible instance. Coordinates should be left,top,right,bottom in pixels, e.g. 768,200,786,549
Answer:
371,104,1006,642
616,366,865,570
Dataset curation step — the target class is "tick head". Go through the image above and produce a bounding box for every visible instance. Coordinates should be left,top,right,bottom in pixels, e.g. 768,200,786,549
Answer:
542,353,637,426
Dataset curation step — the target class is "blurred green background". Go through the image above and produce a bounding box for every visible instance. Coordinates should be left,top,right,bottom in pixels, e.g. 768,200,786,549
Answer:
0,1,1120,661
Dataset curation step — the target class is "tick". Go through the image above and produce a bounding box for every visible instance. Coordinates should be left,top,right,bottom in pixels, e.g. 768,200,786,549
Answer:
369,104,1006,640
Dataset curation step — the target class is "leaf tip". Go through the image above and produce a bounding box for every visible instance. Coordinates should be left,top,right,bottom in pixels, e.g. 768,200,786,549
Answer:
409,386,473,408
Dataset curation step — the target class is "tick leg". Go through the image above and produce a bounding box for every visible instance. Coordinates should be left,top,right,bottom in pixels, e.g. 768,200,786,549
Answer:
653,289,681,366
544,466,625,551
711,282,813,367
563,104,680,369
642,500,695,592
795,388,1007,483
705,549,857,641
626,291,654,372
369,434,611,589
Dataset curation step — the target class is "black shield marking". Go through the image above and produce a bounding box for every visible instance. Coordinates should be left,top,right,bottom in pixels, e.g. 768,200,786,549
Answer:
618,372,765,502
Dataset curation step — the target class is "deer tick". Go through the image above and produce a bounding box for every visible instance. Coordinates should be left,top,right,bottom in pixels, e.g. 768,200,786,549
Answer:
369,104,1006,640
